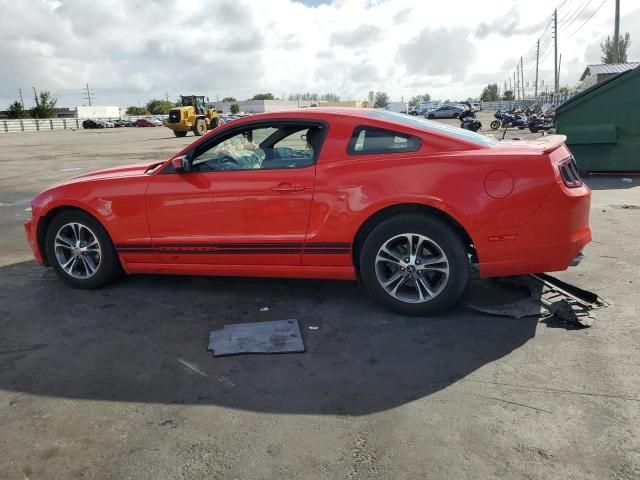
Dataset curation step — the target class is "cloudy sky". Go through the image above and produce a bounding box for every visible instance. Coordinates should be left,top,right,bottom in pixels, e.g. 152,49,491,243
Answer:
0,0,638,108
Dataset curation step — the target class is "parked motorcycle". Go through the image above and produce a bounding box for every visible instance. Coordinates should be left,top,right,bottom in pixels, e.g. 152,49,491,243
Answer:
528,109,555,133
459,108,482,132
490,110,528,130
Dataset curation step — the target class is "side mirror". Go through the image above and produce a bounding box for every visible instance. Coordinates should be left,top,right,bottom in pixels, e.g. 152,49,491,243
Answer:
171,154,192,173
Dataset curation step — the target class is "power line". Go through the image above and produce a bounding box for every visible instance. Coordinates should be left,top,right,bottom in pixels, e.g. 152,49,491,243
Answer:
501,0,580,100
558,0,587,27
568,0,607,38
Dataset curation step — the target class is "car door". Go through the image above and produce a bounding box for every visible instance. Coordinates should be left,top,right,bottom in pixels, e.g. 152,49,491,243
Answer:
144,121,325,266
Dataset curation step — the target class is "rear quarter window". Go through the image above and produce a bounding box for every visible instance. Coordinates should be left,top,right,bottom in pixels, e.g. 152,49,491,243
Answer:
347,126,421,155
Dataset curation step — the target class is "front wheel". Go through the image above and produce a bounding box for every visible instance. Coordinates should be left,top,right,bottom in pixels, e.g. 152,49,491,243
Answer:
426,114,435,119
45,210,122,289
359,214,469,316
193,118,206,136
490,120,501,130
173,130,187,137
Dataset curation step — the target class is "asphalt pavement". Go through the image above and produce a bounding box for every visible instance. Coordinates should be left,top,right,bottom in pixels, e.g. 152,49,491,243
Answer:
0,124,638,480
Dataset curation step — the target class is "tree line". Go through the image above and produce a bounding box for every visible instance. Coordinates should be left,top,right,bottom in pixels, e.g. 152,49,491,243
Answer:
6,90,58,118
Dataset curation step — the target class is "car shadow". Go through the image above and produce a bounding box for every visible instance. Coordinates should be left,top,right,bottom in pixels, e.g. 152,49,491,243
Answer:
0,261,538,416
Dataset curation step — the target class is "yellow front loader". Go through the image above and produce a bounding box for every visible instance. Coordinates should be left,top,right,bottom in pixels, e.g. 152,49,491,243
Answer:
165,95,225,137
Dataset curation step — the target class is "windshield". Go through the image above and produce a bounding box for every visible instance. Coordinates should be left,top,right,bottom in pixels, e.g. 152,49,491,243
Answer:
368,110,496,147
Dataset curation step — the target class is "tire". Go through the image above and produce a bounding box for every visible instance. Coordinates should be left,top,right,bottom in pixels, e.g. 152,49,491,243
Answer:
427,113,435,119
517,126,525,130
529,127,539,133
359,214,469,316
193,118,206,136
211,117,225,129
490,120,501,130
452,113,459,118
45,210,122,289
173,130,187,137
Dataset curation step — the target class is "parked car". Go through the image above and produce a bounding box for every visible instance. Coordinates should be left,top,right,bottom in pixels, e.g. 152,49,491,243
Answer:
112,119,128,128
135,118,158,127
409,101,441,116
24,109,591,316
82,119,104,129
425,105,465,119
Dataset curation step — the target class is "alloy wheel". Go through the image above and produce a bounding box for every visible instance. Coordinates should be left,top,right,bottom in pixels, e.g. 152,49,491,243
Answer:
54,222,102,279
374,233,449,304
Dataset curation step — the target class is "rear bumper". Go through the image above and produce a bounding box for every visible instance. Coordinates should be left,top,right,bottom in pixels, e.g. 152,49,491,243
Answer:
24,218,45,265
478,181,592,277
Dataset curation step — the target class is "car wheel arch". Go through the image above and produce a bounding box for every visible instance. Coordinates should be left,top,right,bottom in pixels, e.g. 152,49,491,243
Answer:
351,203,477,272
37,205,115,266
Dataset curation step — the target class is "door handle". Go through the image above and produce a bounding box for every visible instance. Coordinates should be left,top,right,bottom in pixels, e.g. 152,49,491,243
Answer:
272,183,305,193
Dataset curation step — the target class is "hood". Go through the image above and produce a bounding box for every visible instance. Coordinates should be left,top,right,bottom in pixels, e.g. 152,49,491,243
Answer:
52,161,165,187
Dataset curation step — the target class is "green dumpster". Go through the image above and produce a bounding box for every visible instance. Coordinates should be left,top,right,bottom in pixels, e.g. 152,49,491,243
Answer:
555,66,640,173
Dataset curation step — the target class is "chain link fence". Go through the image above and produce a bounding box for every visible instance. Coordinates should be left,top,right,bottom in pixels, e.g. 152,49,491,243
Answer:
481,93,576,112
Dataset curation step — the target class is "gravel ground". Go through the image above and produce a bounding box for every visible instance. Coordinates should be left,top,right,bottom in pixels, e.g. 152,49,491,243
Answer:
0,124,638,480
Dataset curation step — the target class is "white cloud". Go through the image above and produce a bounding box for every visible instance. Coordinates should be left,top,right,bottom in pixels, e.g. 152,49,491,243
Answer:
0,0,638,108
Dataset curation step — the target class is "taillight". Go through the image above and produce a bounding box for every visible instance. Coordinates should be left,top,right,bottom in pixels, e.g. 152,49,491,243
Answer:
559,157,583,188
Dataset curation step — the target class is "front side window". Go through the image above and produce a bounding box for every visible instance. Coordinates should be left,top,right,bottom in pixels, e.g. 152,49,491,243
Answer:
348,126,421,155
190,123,325,172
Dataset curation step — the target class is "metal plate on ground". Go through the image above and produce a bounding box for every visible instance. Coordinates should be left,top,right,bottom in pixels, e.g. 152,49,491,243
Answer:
208,319,305,356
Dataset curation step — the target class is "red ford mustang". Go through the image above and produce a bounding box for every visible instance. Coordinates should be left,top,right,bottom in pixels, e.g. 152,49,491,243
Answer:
24,109,591,315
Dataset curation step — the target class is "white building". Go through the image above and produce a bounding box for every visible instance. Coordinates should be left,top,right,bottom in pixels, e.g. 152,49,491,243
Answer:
209,100,316,114
76,105,121,119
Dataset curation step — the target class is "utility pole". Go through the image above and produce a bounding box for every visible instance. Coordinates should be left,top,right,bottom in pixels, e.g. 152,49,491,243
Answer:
553,8,559,94
165,91,169,102
32,87,39,106
18,88,24,107
509,76,512,93
613,0,620,63
534,38,540,98
558,53,563,90
514,71,517,100
520,56,525,99
83,83,95,106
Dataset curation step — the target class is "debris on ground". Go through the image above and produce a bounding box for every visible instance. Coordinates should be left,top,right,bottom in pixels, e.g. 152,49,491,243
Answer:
208,319,305,356
466,274,607,328
465,295,546,319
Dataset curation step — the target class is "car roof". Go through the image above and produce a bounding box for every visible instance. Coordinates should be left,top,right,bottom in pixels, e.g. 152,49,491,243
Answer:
220,108,496,147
